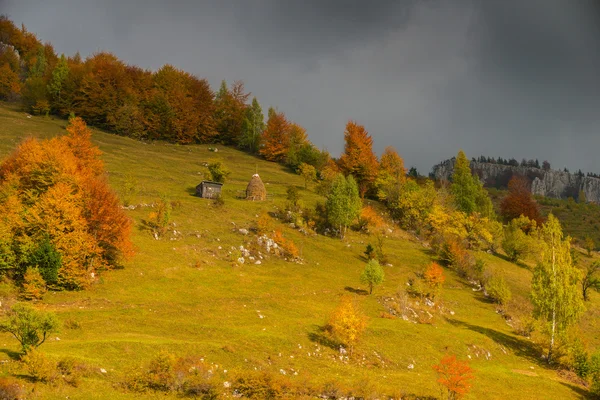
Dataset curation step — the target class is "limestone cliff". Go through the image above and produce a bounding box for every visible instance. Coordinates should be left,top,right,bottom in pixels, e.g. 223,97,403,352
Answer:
432,159,600,203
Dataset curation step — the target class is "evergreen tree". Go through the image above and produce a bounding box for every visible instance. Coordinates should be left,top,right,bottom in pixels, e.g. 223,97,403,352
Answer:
531,214,584,363
326,174,362,238
450,150,494,218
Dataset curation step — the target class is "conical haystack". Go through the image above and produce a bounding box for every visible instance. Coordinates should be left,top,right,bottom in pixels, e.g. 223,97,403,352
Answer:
246,174,267,201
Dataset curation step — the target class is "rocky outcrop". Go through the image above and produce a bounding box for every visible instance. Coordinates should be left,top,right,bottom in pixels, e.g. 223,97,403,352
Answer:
432,159,600,203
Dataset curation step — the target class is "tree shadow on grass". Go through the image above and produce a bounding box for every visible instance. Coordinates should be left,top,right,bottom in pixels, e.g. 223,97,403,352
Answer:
445,318,543,364
0,348,22,360
493,252,530,270
307,324,342,351
558,382,593,399
344,286,369,296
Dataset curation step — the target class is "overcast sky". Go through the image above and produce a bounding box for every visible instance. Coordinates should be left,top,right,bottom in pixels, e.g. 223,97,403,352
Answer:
2,0,600,174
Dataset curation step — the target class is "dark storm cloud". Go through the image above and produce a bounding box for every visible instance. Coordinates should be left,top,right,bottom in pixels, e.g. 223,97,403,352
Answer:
2,0,600,174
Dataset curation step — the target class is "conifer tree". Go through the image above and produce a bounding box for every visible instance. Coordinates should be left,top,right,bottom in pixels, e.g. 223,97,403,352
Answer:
531,214,584,363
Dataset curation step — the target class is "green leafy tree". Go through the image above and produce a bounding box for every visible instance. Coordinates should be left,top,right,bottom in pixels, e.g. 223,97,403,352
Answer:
581,261,600,301
26,237,61,285
450,150,494,218
502,217,537,263
239,97,265,153
47,54,69,109
298,163,317,189
531,214,584,363
585,235,595,256
360,259,385,294
325,174,361,238
0,303,59,353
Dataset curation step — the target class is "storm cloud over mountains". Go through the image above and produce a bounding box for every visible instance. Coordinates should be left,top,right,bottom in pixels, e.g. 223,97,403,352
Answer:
3,0,600,174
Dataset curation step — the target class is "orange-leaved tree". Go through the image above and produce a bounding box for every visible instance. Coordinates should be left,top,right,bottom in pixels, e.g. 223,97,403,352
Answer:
338,121,379,197
260,108,290,162
423,262,445,300
376,145,406,203
432,354,474,400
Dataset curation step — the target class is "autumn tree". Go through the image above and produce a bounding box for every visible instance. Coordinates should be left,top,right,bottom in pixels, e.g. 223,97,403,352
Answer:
338,121,379,197
0,63,21,100
432,354,474,400
260,108,290,162
325,174,362,238
0,117,133,289
585,236,595,256
328,295,367,354
450,150,494,218
214,80,250,145
424,262,445,300
531,214,584,363
360,259,384,294
500,176,542,224
375,146,406,204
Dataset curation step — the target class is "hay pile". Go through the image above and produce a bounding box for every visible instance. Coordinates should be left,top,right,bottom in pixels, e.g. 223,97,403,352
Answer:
246,174,267,201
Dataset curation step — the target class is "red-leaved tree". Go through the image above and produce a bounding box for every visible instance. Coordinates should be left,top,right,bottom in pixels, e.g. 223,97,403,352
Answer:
433,354,474,400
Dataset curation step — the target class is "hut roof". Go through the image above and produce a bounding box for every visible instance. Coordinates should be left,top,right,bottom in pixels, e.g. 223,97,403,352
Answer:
246,174,267,201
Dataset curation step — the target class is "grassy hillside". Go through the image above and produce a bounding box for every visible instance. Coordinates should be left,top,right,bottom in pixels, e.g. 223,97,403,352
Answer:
0,102,599,399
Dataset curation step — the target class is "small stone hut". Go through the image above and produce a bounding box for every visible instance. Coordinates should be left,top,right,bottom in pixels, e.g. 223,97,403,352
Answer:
196,181,223,199
246,174,267,201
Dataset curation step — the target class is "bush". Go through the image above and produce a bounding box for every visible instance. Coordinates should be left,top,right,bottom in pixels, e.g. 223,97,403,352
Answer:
232,371,292,399
57,357,87,387
0,303,59,353
22,349,58,383
569,339,590,379
485,275,512,306
0,376,24,399
213,193,225,208
124,352,219,396
439,239,474,278
207,161,230,183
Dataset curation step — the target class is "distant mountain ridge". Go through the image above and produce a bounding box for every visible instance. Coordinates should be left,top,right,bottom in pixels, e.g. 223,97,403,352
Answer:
432,159,600,203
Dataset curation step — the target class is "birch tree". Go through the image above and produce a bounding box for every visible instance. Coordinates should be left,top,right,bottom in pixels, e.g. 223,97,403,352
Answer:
531,214,584,363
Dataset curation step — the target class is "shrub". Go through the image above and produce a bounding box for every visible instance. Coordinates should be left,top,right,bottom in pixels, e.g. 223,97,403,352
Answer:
439,239,474,278
485,275,512,306
207,161,230,183
0,303,59,353
358,206,385,232
232,371,292,399
272,231,299,259
255,212,273,235
20,268,47,301
57,357,87,387
569,339,590,379
213,193,225,208
432,354,474,400
360,259,385,295
22,349,58,383
125,352,219,396
0,376,24,399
